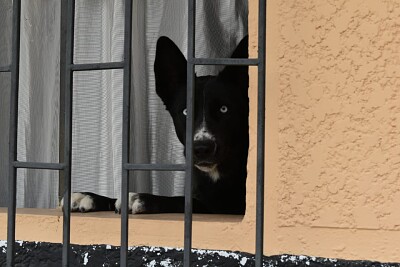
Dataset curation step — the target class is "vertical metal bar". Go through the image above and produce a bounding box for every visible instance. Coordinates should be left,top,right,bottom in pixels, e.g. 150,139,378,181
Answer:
59,0,67,204
62,0,75,266
255,0,267,266
120,0,133,266
183,0,196,266
7,0,21,266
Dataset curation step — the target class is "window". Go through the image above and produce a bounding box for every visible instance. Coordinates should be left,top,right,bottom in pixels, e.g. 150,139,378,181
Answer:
2,0,266,266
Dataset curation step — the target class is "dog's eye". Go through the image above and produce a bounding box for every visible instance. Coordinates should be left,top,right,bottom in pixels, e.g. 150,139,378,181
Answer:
220,105,228,113
183,108,187,116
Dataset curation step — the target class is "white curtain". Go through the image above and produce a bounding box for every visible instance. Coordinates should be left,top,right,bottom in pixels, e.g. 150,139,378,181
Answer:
0,0,248,208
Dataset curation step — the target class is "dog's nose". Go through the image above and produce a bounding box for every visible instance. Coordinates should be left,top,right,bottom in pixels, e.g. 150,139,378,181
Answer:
193,140,217,160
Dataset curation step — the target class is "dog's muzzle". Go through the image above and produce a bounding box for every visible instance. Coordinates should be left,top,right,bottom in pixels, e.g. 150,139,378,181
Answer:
193,139,217,163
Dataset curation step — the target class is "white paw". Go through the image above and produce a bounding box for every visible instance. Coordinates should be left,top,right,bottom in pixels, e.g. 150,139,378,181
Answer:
115,193,145,214
60,193,95,212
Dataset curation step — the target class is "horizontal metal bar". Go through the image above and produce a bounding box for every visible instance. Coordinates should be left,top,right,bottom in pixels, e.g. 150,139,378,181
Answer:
123,163,186,171
190,58,258,66
69,61,124,71
13,161,66,170
0,65,11,72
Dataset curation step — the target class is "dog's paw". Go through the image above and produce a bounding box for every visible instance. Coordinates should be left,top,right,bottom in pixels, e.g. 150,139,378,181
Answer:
115,193,145,214
60,192,96,212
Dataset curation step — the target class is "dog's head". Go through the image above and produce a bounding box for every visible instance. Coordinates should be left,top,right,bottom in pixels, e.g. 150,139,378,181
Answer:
154,36,249,182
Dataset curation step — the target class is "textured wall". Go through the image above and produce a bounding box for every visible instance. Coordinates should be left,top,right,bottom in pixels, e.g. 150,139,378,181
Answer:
266,0,400,261
1,0,399,264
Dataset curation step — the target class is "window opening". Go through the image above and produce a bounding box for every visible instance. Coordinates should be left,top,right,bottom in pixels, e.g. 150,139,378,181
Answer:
4,0,266,266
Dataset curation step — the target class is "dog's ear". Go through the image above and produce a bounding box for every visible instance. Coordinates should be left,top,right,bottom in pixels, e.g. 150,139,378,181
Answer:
154,36,187,105
218,35,249,89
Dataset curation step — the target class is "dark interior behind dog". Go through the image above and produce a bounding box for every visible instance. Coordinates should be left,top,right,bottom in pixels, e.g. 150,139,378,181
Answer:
62,36,249,215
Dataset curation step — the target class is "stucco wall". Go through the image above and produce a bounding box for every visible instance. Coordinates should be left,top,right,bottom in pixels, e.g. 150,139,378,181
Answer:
1,0,400,264
260,0,400,261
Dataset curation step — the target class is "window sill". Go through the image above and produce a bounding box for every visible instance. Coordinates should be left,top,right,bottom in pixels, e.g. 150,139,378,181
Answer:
0,208,250,252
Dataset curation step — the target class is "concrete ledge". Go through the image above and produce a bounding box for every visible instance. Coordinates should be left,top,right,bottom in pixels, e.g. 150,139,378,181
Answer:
2,208,400,263
0,208,247,252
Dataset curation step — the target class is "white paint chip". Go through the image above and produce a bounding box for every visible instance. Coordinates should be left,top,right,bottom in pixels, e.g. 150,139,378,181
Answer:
83,252,89,265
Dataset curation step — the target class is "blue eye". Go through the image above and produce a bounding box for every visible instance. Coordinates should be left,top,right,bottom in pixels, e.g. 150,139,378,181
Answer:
220,105,228,113
183,108,187,116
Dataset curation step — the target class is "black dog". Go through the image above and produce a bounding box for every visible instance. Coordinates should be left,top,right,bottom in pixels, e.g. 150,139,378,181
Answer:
62,36,249,215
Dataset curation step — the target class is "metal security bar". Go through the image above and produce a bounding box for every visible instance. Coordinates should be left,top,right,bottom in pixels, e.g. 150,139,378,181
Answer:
0,65,11,72
6,0,21,265
6,0,266,266
5,0,134,266
183,0,196,265
60,0,74,265
120,0,133,264
256,1,267,266
183,0,267,266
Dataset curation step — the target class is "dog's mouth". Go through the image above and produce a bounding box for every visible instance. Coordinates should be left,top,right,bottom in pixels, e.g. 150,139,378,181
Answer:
195,161,217,168
194,162,218,174
194,162,220,182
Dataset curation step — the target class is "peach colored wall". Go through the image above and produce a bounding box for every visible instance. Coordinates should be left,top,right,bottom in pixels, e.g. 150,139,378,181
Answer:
1,0,400,263
261,0,400,262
